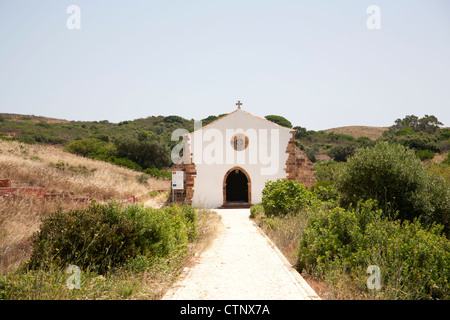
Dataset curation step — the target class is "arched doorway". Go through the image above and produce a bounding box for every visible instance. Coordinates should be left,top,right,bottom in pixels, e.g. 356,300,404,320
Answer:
223,167,251,205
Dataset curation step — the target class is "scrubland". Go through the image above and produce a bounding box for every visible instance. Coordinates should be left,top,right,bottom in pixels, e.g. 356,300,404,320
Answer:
0,141,223,300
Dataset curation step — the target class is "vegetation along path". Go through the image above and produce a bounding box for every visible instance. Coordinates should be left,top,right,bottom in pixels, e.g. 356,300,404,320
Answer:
163,209,320,300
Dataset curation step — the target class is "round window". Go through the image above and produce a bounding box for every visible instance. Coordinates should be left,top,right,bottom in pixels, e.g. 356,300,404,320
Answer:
231,134,249,151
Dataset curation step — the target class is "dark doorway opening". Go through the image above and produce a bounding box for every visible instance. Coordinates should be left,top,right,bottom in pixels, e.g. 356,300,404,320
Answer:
225,169,249,203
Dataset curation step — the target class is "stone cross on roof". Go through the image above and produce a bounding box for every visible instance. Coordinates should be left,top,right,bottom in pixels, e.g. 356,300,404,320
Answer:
236,100,243,109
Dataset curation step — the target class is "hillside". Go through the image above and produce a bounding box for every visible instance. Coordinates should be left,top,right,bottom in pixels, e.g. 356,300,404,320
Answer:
1,112,448,167
0,113,70,124
0,140,170,200
324,126,389,140
0,112,390,140
0,140,170,272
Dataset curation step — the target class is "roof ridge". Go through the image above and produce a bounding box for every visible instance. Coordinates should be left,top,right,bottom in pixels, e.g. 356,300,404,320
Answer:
238,109,294,131
183,108,295,136
183,109,238,136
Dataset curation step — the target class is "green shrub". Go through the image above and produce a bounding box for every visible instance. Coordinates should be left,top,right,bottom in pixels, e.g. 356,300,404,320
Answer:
337,142,450,234
356,136,375,148
143,167,171,179
298,200,381,273
297,200,450,299
33,132,50,143
90,133,110,142
360,217,449,299
0,134,13,142
416,149,435,161
419,173,450,234
313,160,345,182
49,161,66,170
309,181,340,202
327,144,357,162
163,115,184,124
439,129,450,141
114,131,171,169
27,202,197,274
64,138,107,157
381,133,440,153
17,135,35,145
136,173,150,185
443,153,450,166
403,135,440,152
261,179,312,217
395,125,414,136
106,156,142,171
250,203,264,218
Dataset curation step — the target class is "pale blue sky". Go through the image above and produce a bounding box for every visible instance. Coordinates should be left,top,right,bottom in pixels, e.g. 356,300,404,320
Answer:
0,0,449,130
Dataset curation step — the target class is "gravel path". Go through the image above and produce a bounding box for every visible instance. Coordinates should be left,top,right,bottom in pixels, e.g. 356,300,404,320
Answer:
163,209,320,300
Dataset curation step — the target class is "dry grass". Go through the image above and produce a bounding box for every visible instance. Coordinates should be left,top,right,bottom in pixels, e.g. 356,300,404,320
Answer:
423,151,449,166
0,113,70,124
254,213,308,266
0,196,87,274
0,140,170,200
253,211,370,300
0,139,170,275
143,191,171,209
324,126,388,140
192,208,223,256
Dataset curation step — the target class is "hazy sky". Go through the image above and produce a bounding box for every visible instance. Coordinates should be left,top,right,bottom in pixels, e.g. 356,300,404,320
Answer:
0,0,449,130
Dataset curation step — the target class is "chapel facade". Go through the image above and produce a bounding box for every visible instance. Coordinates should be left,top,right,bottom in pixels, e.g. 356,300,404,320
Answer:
172,104,316,208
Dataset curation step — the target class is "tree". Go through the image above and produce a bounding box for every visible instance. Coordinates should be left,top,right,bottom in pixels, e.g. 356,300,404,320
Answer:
417,115,443,133
327,144,357,162
264,115,292,128
382,114,444,153
393,115,419,131
114,131,171,169
336,142,450,234
163,115,184,124
201,115,219,125
392,114,443,133
293,126,307,139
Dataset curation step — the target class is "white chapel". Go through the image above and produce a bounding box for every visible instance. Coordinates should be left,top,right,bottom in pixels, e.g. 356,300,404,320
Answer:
172,102,316,208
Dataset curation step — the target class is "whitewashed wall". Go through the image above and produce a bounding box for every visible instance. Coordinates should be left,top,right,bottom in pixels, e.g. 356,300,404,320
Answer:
184,110,293,208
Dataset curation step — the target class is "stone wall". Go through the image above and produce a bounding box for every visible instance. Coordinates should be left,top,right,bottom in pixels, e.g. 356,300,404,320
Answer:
0,186,47,199
0,179,91,202
284,133,317,188
170,162,197,206
0,179,12,188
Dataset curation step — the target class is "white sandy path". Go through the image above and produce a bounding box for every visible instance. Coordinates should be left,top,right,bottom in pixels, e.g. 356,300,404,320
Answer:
163,209,320,300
